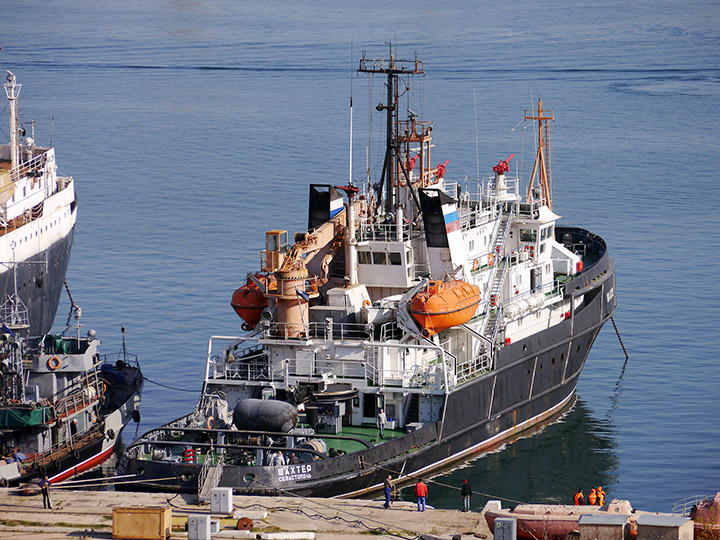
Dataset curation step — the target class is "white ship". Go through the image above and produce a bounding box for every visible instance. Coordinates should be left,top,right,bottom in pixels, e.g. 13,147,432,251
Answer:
0,70,76,336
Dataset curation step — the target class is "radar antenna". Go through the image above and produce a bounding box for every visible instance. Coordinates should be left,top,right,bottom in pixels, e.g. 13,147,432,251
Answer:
358,45,424,213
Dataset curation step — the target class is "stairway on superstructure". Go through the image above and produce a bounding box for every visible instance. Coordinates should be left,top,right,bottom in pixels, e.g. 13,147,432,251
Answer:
480,210,511,342
404,394,420,424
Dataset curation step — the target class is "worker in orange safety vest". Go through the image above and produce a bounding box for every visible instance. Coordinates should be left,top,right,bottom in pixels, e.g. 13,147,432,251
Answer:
588,488,597,505
596,486,605,506
574,489,584,505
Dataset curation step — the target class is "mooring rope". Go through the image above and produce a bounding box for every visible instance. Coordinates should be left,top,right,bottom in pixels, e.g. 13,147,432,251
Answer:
141,376,197,393
246,476,422,540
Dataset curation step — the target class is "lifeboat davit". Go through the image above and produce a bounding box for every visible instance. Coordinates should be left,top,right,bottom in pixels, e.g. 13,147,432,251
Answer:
410,280,481,337
231,276,268,330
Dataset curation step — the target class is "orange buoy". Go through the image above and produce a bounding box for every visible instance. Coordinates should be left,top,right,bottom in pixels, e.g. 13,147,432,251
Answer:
231,276,269,330
410,280,481,337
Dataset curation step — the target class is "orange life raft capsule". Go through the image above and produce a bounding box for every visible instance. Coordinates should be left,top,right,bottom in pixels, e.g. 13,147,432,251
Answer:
409,280,482,337
231,276,269,330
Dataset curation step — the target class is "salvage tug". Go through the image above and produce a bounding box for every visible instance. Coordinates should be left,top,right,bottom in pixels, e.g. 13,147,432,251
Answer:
120,52,616,498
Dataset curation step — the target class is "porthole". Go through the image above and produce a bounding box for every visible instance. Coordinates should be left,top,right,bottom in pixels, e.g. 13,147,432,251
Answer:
552,357,556,366
561,353,565,361
523,344,528,353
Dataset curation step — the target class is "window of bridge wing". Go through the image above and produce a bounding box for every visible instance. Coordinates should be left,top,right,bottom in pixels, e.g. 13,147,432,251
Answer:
372,251,387,265
519,228,537,243
358,250,371,265
389,252,402,265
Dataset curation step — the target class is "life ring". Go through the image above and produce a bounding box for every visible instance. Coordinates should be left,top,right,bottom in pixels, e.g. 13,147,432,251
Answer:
47,356,61,370
206,418,214,429
362,299,371,308
472,259,479,272
488,253,494,267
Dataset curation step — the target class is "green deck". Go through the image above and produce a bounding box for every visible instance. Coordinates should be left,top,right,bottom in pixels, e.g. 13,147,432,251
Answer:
325,424,405,454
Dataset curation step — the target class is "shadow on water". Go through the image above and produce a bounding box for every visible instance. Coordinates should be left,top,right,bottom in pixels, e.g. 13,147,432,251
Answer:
398,396,619,511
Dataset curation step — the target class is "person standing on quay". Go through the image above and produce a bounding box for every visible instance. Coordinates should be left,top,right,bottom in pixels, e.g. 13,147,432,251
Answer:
574,488,584,505
597,486,605,506
39,476,52,509
414,478,428,512
461,479,472,512
383,475,393,508
377,408,387,438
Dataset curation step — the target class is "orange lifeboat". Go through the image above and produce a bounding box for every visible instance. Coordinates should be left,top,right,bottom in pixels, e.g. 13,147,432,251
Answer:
410,280,481,337
231,276,269,331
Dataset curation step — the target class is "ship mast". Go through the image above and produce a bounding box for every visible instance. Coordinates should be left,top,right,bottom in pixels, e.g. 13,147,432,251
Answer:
4,71,21,170
525,99,554,209
358,46,424,214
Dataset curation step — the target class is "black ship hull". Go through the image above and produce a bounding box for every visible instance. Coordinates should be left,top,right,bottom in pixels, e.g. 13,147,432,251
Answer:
121,227,615,497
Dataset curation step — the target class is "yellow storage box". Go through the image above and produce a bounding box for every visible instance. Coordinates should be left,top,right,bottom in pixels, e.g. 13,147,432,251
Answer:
112,506,172,540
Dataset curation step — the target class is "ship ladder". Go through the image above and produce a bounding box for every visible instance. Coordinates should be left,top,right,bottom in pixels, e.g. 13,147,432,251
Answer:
198,452,225,502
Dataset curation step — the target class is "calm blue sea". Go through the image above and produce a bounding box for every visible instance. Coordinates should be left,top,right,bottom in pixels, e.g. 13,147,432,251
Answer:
4,0,719,513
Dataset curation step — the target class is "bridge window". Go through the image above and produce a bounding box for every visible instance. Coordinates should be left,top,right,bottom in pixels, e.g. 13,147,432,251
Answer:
520,228,537,242
389,252,401,265
372,252,387,265
358,251,371,264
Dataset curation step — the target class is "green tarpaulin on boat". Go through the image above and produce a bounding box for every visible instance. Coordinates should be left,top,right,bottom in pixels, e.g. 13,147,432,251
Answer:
0,407,50,428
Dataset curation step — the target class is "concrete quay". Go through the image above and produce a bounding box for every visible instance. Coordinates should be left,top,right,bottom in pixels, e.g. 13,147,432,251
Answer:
0,487,492,540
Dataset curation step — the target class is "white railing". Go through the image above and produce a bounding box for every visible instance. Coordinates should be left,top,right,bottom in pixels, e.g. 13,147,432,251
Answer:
379,364,445,390
672,494,713,516
9,151,49,184
263,321,371,341
355,219,408,242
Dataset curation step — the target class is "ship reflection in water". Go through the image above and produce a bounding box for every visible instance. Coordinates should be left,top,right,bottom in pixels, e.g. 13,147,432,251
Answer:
408,397,618,510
